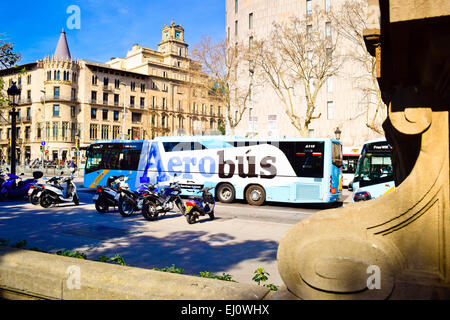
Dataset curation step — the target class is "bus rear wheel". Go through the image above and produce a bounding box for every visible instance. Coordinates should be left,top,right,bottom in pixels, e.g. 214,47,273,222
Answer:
216,183,235,204
245,185,266,206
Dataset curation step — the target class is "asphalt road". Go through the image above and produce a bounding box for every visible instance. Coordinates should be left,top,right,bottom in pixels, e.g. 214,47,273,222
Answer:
0,180,352,287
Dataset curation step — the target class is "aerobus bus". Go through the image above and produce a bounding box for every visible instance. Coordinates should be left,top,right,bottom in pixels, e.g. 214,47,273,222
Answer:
351,138,395,202
342,146,361,188
84,136,343,206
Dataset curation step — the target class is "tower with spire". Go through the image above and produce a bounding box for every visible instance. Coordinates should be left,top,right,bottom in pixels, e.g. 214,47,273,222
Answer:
54,28,72,61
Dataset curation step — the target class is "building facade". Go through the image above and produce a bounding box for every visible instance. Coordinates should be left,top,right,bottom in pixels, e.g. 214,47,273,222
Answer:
0,22,224,164
225,0,384,147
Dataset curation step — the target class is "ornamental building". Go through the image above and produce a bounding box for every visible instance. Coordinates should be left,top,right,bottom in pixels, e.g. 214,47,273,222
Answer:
0,22,224,163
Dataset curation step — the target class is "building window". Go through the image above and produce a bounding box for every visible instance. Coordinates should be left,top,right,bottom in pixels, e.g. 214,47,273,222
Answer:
90,124,98,140
70,106,76,117
235,0,238,13
130,96,135,107
113,126,120,139
235,20,238,36
325,22,331,38
140,97,145,107
102,110,108,121
114,94,120,106
152,96,157,108
54,87,60,99
27,75,32,85
71,88,76,101
131,82,136,91
249,13,253,29
327,101,334,120
162,97,167,109
47,71,52,81
53,105,60,117
141,83,146,92
103,77,109,87
115,79,120,89
101,125,110,140
52,122,59,138
306,0,312,15
91,91,97,103
92,75,98,85
307,25,313,41
91,108,97,120
325,0,331,13
62,122,68,139
327,76,333,93
72,72,77,82
132,112,142,123
114,111,119,121
103,92,108,105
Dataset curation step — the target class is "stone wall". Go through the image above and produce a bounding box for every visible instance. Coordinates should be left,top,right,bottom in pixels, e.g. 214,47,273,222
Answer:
0,246,270,300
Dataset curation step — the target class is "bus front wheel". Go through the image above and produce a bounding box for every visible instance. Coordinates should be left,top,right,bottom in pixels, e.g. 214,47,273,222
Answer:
245,185,266,206
216,184,235,204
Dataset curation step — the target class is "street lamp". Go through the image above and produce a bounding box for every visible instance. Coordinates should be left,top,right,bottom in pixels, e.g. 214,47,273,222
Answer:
7,82,21,175
334,127,342,140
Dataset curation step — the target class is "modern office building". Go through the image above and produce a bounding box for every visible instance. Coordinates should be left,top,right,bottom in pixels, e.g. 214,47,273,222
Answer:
0,22,224,163
225,0,384,147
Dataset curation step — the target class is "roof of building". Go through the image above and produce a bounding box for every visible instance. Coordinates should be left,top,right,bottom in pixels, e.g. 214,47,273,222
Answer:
54,29,72,60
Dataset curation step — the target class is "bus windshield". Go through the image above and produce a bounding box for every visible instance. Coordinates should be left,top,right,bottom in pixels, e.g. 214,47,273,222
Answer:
354,142,393,187
343,156,359,174
85,142,143,174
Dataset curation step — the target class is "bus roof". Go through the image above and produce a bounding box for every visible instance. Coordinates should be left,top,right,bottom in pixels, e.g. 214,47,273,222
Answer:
361,137,387,147
154,135,340,143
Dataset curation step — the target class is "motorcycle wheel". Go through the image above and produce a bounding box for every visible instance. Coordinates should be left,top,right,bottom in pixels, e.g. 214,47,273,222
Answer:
142,200,159,221
118,196,135,217
95,197,109,213
73,194,80,206
176,199,186,215
186,210,199,225
39,192,53,208
29,192,40,205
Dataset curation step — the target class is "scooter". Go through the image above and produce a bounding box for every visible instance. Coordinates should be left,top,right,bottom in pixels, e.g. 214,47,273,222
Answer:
38,168,79,207
141,181,186,222
28,175,63,205
117,183,155,217
0,171,43,201
94,175,129,215
184,187,216,224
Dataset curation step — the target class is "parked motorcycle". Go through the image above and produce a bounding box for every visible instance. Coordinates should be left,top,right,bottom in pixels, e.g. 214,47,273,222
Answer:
184,187,216,224
94,175,129,215
28,175,62,205
141,181,186,222
0,171,43,201
117,183,155,217
38,169,79,208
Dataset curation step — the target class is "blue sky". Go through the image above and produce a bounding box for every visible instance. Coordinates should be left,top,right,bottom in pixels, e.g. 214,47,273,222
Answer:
1,0,225,64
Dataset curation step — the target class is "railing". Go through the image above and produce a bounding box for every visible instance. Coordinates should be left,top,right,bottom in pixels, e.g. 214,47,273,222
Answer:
1,164,84,178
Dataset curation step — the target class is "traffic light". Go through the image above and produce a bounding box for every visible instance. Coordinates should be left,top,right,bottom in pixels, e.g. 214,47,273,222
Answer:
40,145,44,152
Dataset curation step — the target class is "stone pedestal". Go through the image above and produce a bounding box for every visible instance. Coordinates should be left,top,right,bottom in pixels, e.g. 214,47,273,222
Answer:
276,0,450,299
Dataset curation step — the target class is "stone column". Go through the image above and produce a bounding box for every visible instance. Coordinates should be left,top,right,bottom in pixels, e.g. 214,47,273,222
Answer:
276,0,450,299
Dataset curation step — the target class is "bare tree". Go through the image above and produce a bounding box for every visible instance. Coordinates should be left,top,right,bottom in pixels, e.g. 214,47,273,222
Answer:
251,13,341,137
191,36,254,134
332,0,386,134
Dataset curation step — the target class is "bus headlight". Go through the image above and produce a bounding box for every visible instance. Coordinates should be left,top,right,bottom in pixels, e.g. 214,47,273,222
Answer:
354,191,372,202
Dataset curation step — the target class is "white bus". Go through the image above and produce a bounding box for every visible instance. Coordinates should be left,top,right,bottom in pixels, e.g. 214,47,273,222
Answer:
85,136,343,206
